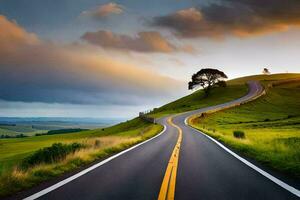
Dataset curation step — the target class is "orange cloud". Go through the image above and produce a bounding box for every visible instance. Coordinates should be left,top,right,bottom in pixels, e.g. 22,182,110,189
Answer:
0,15,39,58
81,30,195,53
0,15,185,105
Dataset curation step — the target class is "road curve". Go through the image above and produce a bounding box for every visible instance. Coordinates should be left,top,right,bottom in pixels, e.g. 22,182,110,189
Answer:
20,81,299,200
166,81,299,200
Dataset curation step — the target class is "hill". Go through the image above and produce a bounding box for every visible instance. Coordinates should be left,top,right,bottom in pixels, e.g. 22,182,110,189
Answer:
149,73,300,118
149,84,248,118
190,73,300,178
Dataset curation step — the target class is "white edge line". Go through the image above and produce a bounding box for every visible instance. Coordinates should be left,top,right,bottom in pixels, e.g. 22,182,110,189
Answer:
185,117,300,197
23,125,167,200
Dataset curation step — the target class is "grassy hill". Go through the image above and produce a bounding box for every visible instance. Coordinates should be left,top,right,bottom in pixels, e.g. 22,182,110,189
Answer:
228,73,300,85
149,73,300,118
149,84,248,118
190,73,300,178
0,118,162,196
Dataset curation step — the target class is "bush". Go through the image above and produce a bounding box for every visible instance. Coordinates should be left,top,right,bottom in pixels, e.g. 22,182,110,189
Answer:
217,80,227,87
20,142,84,169
47,128,88,135
94,140,101,147
287,115,295,119
0,134,27,139
35,133,45,136
233,130,245,139
200,113,206,118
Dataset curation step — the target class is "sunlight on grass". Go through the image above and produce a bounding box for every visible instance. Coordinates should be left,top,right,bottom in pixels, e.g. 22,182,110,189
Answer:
191,78,300,178
0,119,163,197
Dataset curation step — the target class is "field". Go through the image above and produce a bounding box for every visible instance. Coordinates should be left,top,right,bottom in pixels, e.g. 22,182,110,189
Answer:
0,118,113,138
0,125,46,137
190,73,300,178
0,118,163,196
228,73,300,85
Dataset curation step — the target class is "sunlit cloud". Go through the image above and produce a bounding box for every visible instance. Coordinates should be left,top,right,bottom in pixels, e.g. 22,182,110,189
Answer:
0,15,185,106
81,30,194,53
80,2,124,19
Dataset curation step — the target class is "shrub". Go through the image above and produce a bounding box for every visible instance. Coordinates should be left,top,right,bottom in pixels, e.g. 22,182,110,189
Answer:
35,133,47,136
233,130,245,139
264,118,270,122
20,142,84,169
0,134,27,139
94,140,101,147
47,128,88,135
217,80,227,87
287,115,294,119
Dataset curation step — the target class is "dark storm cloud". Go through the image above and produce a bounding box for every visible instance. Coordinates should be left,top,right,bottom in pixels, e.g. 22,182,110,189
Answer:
152,0,300,38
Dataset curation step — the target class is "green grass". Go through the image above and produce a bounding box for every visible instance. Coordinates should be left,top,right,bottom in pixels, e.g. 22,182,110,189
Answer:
149,84,248,118
0,125,46,137
0,117,163,196
148,73,300,119
0,127,18,136
0,118,160,175
228,73,300,85
190,74,300,177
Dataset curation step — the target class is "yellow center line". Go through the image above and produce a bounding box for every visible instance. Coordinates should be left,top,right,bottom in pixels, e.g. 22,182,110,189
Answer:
158,117,183,200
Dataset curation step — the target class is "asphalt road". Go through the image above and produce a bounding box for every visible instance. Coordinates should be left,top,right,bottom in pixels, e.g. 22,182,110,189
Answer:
22,81,299,200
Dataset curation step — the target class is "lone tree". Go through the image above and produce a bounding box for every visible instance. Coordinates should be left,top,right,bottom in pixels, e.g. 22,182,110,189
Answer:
188,68,228,96
262,68,271,75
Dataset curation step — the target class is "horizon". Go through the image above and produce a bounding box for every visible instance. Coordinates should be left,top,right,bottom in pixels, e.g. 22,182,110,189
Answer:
1,0,300,118
0,72,298,119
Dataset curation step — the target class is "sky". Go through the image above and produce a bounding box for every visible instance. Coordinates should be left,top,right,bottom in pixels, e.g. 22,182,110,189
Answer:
0,0,300,118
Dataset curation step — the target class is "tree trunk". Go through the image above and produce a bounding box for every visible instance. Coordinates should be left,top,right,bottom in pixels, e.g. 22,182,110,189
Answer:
204,87,210,97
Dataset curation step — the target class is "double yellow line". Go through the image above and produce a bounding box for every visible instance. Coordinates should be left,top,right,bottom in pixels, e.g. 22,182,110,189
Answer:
158,117,183,200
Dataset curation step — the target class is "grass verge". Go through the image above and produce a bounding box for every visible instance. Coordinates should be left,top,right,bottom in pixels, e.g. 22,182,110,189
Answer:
0,118,163,197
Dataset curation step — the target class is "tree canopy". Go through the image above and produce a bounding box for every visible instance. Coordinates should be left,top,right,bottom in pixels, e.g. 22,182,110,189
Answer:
188,68,228,95
262,68,271,75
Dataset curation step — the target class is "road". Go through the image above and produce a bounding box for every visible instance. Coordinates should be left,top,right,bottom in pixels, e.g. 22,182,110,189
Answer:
22,81,299,200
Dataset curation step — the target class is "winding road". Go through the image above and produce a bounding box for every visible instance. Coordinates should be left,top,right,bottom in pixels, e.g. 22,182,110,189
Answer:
21,81,299,200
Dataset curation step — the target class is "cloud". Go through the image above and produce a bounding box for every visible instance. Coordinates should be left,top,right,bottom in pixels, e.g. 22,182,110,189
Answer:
0,15,185,106
81,30,195,53
0,15,39,57
81,30,175,52
80,3,123,19
152,0,300,38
